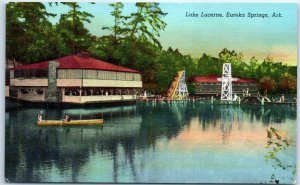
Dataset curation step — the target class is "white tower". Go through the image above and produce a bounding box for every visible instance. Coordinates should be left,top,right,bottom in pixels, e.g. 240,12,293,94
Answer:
221,63,232,101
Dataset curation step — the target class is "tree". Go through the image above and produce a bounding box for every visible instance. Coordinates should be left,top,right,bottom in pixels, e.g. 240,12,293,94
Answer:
6,2,62,64
56,3,94,54
93,3,128,65
125,3,167,47
90,3,168,91
102,3,127,41
280,73,296,93
246,56,259,79
218,48,243,63
218,48,246,77
259,76,276,95
197,54,223,76
88,36,124,65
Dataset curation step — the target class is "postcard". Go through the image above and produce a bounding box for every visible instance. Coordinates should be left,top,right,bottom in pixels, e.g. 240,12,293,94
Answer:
5,2,297,184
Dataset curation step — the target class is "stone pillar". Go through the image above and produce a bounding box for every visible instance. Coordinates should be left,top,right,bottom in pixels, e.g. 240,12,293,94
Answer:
61,88,65,102
45,61,59,102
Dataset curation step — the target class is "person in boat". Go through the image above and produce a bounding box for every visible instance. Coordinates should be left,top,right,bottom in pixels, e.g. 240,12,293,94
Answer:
64,114,71,122
37,113,43,122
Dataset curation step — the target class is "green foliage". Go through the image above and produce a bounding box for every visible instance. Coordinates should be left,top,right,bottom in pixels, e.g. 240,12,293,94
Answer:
6,2,66,64
154,48,197,93
280,73,296,93
6,2,297,96
102,3,127,40
88,36,119,64
56,3,94,54
265,127,296,183
197,49,296,95
6,2,93,63
245,57,259,79
125,3,167,48
219,49,245,77
197,53,223,76
259,76,276,93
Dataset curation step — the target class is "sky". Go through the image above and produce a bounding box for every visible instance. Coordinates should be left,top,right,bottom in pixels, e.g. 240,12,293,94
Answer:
45,3,298,66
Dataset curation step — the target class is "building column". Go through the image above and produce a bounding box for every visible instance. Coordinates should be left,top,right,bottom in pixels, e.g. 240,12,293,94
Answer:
61,88,65,102
45,61,59,102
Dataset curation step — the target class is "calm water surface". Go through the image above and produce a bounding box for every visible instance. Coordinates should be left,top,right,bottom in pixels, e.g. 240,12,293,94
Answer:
5,102,297,183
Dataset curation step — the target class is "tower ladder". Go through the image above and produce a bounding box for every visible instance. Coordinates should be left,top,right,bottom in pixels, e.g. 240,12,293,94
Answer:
221,63,233,101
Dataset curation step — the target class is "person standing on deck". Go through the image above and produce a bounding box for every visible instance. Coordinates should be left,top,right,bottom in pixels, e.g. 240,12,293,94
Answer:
281,94,285,102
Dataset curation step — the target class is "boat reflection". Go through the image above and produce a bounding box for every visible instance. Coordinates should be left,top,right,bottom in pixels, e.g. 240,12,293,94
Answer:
5,102,296,183
6,105,142,182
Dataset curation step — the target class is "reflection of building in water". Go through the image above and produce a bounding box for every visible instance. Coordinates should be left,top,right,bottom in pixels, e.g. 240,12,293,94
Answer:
220,105,246,144
59,105,138,120
193,104,244,144
220,106,234,144
5,106,142,183
139,102,191,147
239,105,292,125
196,103,220,130
5,103,296,182
168,101,188,125
168,104,292,151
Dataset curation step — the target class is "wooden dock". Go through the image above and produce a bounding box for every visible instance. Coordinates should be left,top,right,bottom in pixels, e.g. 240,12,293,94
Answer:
138,95,296,106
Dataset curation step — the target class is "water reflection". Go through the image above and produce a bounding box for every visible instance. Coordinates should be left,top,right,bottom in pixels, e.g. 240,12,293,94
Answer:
265,127,296,184
6,105,141,182
5,102,296,183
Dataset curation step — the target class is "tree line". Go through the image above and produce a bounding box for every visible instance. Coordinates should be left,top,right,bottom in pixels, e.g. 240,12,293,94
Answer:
6,2,297,95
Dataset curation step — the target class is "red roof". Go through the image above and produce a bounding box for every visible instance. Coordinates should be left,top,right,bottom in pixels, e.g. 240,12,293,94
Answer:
189,75,220,83
189,75,257,83
11,55,139,73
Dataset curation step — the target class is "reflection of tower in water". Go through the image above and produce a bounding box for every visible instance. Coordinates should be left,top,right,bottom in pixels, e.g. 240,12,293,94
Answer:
169,101,188,125
9,105,142,183
220,105,243,144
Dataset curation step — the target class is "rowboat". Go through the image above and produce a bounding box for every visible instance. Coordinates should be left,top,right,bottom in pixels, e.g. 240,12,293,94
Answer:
37,119,104,126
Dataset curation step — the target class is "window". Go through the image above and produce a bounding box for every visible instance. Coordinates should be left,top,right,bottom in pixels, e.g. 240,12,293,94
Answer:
117,72,125,80
125,73,134,81
58,69,82,79
133,74,141,81
14,70,48,78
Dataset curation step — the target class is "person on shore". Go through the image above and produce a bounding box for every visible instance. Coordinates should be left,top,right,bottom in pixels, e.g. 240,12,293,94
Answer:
233,94,238,101
64,114,71,122
281,94,285,103
264,90,267,97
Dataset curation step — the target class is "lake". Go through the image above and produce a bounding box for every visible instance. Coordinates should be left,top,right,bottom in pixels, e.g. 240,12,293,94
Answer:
5,101,297,183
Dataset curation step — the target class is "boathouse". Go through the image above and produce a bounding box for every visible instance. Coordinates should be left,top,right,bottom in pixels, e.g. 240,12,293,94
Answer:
189,75,258,96
9,52,142,103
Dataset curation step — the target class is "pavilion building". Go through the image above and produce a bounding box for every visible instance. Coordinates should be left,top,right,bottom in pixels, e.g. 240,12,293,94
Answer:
9,52,142,104
189,75,258,96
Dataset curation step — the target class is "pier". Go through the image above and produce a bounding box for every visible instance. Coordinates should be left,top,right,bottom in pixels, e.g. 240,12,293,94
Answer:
139,64,296,107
